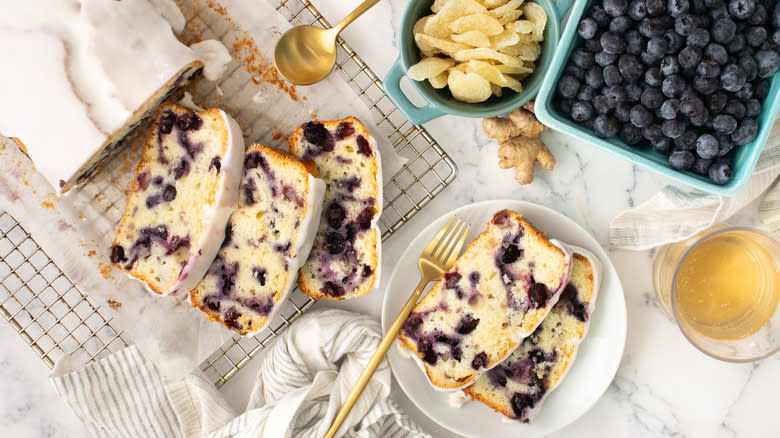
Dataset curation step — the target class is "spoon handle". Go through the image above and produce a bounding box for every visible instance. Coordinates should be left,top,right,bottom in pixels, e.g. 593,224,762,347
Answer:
331,0,381,35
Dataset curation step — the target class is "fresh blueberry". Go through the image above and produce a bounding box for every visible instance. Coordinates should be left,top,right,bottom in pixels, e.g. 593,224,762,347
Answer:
691,0,707,14
577,85,597,102
646,36,668,60
747,3,768,24
720,64,747,92
572,48,595,69
571,102,596,122
604,85,628,107
773,29,780,46
653,136,675,154
659,98,681,119
693,157,714,175
689,107,710,127
646,0,666,16
709,160,732,184
669,149,696,169
710,5,730,20
619,54,644,81
640,87,664,109
723,99,746,119
661,56,681,76
645,68,664,87
585,66,605,88
704,43,729,65
712,18,737,43
693,75,720,94
593,95,612,114
681,94,705,117
639,18,666,38
590,4,612,27
662,119,687,138
727,33,746,53
595,50,619,66
674,130,699,149
601,32,627,54
604,64,623,85
755,50,780,78
662,75,686,98
594,114,620,137
745,27,768,47
604,0,629,16
615,102,633,122
628,0,648,20
610,16,633,34
557,75,580,98
745,99,762,117
696,134,720,159
675,14,695,35
713,114,738,134
687,28,711,48
667,0,690,17
678,46,702,70
630,104,655,127
626,83,643,102
664,31,685,53
705,0,723,8
578,17,599,39
753,78,770,100
695,59,721,79
715,132,736,155
738,55,759,82
621,124,645,145
728,0,756,20
731,118,758,145
643,124,664,143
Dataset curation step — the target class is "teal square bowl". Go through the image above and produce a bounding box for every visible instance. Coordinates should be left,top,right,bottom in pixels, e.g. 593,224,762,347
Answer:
384,0,575,125
535,0,780,197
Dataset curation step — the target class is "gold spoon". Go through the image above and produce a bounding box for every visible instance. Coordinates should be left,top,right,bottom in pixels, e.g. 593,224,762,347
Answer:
273,0,381,85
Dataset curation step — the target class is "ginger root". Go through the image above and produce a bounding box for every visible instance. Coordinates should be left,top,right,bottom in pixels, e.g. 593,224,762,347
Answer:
482,101,555,184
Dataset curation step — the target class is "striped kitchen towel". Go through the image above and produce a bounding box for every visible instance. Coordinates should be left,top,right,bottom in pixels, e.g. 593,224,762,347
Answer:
51,308,429,438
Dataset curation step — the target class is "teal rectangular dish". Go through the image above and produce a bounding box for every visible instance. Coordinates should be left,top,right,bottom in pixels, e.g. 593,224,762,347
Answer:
535,0,780,197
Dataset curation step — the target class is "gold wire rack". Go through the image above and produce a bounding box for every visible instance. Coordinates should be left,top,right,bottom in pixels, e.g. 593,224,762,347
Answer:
0,0,456,389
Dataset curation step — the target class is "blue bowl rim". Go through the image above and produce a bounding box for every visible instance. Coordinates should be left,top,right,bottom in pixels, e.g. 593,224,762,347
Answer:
534,0,780,197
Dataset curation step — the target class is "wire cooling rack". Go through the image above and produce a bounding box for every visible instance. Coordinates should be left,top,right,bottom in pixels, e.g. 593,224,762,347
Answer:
0,0,456,389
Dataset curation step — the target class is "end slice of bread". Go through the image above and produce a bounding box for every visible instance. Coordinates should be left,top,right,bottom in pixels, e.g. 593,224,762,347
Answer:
398,210,572,390
464,248,602,422
110,103,244,295
288,117,382,300
189,144,325,335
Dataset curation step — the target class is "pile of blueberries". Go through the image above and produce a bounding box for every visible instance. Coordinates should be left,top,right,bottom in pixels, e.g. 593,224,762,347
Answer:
555,0,780,185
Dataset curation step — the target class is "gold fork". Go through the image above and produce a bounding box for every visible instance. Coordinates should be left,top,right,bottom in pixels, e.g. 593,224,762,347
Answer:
323,216,471,438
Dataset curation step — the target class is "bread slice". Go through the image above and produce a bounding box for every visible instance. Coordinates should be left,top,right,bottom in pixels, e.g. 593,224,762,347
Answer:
189,145,325,335
464,249,602,422
398,210,572,390
288,117,382,300
110,103,244,295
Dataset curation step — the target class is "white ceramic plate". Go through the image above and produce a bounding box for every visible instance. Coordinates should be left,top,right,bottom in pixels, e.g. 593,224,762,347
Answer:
381,200,627,438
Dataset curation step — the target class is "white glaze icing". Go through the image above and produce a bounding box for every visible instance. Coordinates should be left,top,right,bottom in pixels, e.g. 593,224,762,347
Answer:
190,40,233,81
448,390,470,408
148,0,186,34
177,92,206,112
164,110,245,296
370,134,383,288
242,173,326,336
0,0,199,193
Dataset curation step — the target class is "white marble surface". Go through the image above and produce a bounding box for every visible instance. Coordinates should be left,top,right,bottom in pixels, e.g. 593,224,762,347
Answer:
2,0,780,437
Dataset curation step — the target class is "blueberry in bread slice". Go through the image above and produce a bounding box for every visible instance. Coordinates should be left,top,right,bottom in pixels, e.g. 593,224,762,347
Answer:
288,117,382,300
398,210,573,390
464,249,601,422
110,103,244,295
189,145,325,335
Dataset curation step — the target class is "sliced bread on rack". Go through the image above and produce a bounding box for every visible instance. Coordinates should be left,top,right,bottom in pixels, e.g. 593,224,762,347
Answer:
110,103,244,295
464,249,601,422
189,144,325,335
288,117,382,300
398,210,572,390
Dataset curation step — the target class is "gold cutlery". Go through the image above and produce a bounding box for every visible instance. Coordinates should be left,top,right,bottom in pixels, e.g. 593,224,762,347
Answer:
323,216,471,438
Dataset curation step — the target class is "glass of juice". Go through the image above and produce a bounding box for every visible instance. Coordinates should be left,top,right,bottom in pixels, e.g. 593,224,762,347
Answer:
653,227,780,361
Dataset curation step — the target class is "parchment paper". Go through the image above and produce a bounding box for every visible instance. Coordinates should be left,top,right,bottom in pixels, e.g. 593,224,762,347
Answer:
0,0,405,375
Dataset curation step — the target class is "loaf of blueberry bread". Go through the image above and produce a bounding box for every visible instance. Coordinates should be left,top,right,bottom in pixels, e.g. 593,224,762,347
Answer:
399,210,572,390
110,103,244,295
288,117,382,300
189,144,325,335
464,249,601,422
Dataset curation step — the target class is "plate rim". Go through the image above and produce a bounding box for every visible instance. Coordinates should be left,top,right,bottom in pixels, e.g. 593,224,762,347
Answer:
381,199,627,437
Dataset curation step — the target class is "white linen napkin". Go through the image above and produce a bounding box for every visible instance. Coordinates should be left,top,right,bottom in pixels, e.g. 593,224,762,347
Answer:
51,308,429,438
609,114,780,250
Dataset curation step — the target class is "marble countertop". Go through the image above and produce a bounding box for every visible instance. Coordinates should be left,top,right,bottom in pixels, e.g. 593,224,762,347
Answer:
2,0,780,436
